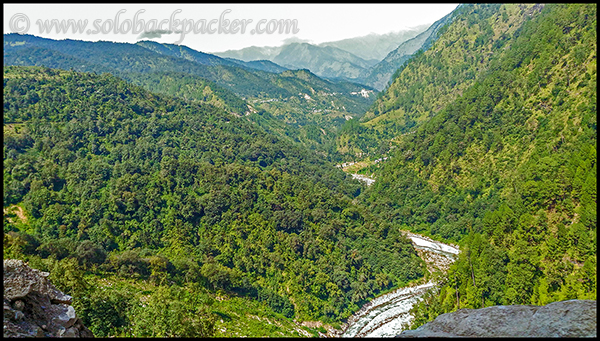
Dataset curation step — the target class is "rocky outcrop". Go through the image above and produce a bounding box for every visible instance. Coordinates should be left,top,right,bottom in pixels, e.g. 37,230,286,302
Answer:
397,299,596,338
3,259,94,338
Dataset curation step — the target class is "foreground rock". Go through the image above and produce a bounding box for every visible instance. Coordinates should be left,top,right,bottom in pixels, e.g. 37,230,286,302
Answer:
397,299,596,338
3,259,94,338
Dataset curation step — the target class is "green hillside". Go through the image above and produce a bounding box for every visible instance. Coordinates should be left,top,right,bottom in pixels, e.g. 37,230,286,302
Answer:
337,4,542,159
4,34,376,159
3,34,287,97
2,3,596,337
3,65,422,337
351,3,596,327
361,8,456,91
136,40,289,73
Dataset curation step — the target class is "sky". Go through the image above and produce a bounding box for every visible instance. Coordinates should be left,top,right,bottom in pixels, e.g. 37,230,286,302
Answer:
4,3,459,53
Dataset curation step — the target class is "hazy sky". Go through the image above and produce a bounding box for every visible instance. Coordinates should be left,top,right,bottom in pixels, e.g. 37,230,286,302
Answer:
4,3,459,53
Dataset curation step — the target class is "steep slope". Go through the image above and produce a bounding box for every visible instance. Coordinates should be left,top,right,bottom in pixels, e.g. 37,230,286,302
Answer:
363,11,457,91
318,25,429,62
271,43,376,80
4,34,376,159
356,2,596,328
337,4,542,158
3,66,424,335
136,40,289,73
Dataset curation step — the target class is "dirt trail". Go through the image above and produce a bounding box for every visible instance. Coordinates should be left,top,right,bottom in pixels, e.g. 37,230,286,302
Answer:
3,205,27,223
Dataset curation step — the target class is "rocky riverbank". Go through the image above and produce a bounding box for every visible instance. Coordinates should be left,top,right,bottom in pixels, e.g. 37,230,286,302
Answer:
334,232,460,337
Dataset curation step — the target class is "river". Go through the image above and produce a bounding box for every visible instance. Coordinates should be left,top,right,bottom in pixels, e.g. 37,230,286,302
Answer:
350,173,376,186
338,232,460,338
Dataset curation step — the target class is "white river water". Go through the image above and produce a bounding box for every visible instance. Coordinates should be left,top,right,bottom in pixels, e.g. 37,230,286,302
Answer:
340,233,460,338
350,173,376,186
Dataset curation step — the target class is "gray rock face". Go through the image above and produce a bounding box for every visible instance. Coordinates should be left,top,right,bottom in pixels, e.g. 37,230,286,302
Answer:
3,259,94,338
397,300,596,338
4,259,72,304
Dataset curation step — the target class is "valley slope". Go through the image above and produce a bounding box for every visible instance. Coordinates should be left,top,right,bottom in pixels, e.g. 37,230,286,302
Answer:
345,3,596,329
4,33,377,159
3,2,596,337
3,65,421,337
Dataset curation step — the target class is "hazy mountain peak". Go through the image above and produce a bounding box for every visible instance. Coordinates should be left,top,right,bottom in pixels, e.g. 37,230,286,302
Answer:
212,25,431,80
318,24,430,61
281,36,313,45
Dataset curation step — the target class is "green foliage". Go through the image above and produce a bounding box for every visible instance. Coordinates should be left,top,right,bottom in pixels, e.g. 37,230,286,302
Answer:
382,3,597,329
79,287,134,337
128,285,215,337
3,65,423,335
257,287,295,318
74,240,107,269
5,3,594,336
122,71,249,115
3,34,376,160
339,4,541,158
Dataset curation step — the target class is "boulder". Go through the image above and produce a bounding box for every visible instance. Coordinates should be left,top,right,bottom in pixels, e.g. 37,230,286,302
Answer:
397,299,596,338
3,259,94,338
4,259,73,305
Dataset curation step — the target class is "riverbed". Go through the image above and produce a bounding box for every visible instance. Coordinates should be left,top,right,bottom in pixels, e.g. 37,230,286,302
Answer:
350,173,376,186
339,232,459,337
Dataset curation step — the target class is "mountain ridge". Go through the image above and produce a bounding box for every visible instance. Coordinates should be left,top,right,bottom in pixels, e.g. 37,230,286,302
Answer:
4,33,377,159
354,2,596,330
362,8,458,90
213,25,434,82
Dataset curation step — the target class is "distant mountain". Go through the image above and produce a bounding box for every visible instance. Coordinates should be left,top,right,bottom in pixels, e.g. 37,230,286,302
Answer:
3,34,370,105
136,40,238,67
215,45,283,62
213,27,431,81
362,10,457,90
4,33,376,160
2,34,271,97
217,42,376,80
136,40,288,74
223,58,289,73
271,43,377,79
318,25,429,62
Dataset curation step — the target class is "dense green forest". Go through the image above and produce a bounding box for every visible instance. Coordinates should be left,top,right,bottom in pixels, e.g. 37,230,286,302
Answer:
4,34,376,160
337,4,542,159
3,66,422,337
3,2,597,338
350,3,596,328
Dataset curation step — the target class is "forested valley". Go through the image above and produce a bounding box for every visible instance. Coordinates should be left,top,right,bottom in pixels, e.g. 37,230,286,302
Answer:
3,2,596,338
3,66,421,337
